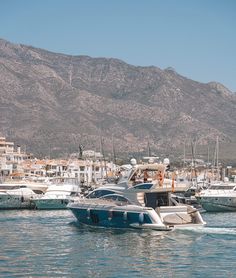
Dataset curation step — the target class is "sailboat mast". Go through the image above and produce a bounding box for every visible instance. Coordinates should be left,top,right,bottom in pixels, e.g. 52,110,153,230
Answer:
191,140,198,189
148,140,151,157
216,136,220,180
183,140,186,167
112,134,117,164
100,135,108,180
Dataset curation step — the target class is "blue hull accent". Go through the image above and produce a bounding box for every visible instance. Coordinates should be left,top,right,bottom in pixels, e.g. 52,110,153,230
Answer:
70,208,152,228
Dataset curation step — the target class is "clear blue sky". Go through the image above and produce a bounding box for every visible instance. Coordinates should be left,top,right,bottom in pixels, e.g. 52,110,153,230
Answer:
1,0,236,91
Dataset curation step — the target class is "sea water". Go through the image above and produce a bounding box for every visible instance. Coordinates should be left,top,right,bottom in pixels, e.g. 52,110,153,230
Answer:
0,210,236,278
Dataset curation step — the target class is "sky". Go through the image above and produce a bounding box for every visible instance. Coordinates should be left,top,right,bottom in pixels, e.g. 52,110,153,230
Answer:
0,0,236,91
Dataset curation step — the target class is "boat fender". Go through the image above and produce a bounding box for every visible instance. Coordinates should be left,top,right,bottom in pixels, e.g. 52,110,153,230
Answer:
108,210,113,221
139,213,144,225
87,208,91,219
123,211,128,222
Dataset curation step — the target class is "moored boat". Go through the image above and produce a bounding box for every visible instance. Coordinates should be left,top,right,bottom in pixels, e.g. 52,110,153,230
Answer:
195,182,236,212
0,186,37,209
32,177,81,209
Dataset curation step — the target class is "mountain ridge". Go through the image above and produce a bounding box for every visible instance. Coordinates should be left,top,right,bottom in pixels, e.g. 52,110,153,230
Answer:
0,38,235,161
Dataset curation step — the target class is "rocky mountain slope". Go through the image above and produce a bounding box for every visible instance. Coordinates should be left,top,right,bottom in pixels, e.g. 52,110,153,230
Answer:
0,38,235,161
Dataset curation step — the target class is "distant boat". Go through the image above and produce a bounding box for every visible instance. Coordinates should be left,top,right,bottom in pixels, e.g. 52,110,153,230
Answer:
195,182,236,212
0,186,37,209
0,180,49,209
68,161,206,230
32,177,81,209
0,180,48,194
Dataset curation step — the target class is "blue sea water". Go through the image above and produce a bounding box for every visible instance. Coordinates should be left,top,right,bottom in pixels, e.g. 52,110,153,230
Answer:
0,210,236,278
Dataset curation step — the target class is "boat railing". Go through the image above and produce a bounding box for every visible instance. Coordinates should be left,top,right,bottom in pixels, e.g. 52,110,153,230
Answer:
129,179,188,192
201,188,236,196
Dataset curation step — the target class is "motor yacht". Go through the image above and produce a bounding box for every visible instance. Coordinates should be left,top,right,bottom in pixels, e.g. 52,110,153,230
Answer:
0,180,48,194
68,162,206,230
195,182,236,212
32,177,81,209
0,186,37,209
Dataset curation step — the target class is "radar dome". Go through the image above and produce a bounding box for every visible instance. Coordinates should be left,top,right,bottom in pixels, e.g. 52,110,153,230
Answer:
148,158,154,163
163,158,170,165
130,158,137,166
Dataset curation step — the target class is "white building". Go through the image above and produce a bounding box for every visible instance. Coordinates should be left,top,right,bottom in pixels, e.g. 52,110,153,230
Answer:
0,137,29,176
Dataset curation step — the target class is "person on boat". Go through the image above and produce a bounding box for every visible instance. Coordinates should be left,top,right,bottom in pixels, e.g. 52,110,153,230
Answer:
143,170,149,183
155,169,164,186
130,171,138,185
116,171,122,183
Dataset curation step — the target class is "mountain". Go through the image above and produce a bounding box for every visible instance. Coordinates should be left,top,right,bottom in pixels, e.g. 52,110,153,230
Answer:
0,38,236,162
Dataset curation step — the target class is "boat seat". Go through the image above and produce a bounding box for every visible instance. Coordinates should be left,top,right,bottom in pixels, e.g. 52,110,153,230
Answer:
155,207,161,216
163,213,192,225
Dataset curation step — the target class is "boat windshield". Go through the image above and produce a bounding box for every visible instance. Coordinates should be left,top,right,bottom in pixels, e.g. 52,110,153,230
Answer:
87,189,119,199
99,194,133,205
128,164,165,186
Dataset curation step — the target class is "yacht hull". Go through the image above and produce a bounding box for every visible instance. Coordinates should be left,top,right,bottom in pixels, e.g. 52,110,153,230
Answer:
69,203,205,231
0,199,35,209
197,197,236,212
69,206,171,230
0,189,37,209
34,198,69,209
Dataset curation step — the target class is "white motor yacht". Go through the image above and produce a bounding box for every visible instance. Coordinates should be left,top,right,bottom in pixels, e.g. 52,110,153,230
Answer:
0,186,38,209
0,180,48,194
195,182,236,212
32,178,81,209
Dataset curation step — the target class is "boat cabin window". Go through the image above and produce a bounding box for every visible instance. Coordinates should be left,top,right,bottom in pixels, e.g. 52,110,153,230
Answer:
32,190,44,194
100,194,133,205
70,192,78,196
132,183,153,190
0,185,27,190
145,192,169,209
209,185,235,190
87,189,117,199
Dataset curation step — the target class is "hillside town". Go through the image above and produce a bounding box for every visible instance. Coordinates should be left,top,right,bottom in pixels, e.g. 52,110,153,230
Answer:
0,136,117,186
1,136,236,183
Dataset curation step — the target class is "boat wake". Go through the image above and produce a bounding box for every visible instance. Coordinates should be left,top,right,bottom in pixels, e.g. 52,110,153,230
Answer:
175,226,236,236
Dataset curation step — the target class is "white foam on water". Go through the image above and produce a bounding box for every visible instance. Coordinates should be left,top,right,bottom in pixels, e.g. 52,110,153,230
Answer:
175,226,236,235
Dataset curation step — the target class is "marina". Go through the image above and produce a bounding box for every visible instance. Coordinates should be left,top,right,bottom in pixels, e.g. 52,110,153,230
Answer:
1,137,236,276
1,1,236,277
0,153,235,276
